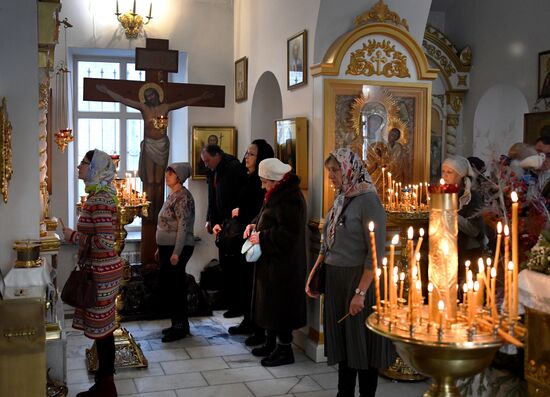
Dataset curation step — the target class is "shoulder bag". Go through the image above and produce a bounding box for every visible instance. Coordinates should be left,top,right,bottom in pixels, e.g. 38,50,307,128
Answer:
61,242,97,309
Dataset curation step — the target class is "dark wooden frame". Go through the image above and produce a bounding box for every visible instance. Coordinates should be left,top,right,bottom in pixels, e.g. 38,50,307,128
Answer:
287,30,308,90
538,50,550,98
235,56,248,102
524,111,550,145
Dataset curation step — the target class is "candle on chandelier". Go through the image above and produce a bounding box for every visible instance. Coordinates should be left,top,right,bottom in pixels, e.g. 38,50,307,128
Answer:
473,280,480,322
486,258,492,306
507,261,514,322
382,257,388,310
368,222,382,313
389,234,399,309
494,221,502,274
490,267,498,324
415,280,422,309
399,272,405,302
382,167,386,205
392,266,398,308
465,260,471,287
477,258,485,306
504,224,510,311
408,227,414,325
438,299,445,330
414,228,424,259
511,191,519,320
467,279,474,325
428,283,434,324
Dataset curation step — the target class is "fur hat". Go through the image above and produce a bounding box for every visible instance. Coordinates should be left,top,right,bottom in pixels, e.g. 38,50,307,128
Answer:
167,162,191,184
258,158,291,181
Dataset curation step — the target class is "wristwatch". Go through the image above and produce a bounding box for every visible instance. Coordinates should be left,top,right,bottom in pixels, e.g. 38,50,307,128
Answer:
354,288,367,296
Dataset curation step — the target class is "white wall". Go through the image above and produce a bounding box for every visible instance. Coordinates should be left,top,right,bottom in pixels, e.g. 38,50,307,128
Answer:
443,0,550,154
49,0,234,280
0,0,41,274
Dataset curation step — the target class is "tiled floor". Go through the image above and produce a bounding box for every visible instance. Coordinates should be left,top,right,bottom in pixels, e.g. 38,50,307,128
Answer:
66,311,431,397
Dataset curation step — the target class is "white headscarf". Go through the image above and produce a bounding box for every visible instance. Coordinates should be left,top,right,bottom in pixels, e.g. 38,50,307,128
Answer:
85,150,116,187
442,155,475,209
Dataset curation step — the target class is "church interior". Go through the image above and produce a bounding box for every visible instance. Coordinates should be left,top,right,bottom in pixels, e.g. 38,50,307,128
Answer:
1,0,550,396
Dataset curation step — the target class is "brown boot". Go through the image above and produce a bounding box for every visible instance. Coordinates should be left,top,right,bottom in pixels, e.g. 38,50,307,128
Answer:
76,375,117,397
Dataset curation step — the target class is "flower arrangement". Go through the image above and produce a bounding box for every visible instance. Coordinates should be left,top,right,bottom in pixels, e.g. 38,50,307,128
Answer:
523,230,550,275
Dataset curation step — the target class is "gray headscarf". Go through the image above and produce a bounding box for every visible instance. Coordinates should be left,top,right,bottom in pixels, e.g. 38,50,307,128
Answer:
167,162,192,184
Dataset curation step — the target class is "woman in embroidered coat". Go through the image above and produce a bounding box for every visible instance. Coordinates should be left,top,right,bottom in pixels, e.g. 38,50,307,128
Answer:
63,149,122,397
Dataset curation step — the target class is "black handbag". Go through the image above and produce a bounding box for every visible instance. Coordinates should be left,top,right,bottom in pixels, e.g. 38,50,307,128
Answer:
309,262,326,295
215,217,244,255
61,264,98,309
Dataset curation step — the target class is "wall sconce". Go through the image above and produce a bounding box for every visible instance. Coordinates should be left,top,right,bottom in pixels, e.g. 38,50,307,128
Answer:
116,0,152,39
55,129,74,153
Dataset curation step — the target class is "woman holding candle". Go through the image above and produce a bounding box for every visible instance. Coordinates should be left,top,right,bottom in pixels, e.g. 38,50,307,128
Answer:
441,155,487,289
306,148,394,397
155,162,195,343
63,150,122,397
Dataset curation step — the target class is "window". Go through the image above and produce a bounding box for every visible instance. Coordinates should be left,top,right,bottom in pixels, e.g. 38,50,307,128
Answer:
74,56,144,228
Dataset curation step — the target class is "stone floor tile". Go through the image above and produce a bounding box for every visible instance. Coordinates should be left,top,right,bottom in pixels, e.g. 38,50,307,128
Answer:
223,353,262,368
186,343,249,358
134,373,208,393
148,335,210,351
265,361,336,378
176,383,255,397
145,348,191,363
115,362,165,379
308,372,338,390
124,391,178,397
201,366,274,385
161,357,228,375
246,375,322,397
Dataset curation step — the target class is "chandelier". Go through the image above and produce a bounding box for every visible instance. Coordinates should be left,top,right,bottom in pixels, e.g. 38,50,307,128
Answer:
115,0,153,39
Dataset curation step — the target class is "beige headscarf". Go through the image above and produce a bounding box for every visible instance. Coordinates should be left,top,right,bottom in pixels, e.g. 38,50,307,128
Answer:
442,155,475,209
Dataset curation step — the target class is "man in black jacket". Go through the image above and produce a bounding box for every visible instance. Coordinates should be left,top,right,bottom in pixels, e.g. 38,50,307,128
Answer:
201,145,247,317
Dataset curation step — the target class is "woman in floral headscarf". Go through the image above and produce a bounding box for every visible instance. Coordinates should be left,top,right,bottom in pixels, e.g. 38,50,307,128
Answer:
306,148,394,397
63,149,122,397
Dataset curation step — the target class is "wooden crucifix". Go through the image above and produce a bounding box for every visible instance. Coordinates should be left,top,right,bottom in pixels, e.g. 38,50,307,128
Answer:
84,38,225,265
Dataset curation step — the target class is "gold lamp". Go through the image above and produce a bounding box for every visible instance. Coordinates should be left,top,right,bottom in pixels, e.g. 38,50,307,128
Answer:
115,0,152,39
54,18,74,153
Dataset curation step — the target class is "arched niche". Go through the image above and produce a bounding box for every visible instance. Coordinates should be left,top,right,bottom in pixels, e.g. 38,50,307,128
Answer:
311,0,438,215
422,24,472,166
250,71,283,146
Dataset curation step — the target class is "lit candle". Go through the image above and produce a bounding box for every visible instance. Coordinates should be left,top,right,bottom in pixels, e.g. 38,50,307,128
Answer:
415,280,422,309
382,167,386,206
408,227,414,324
477,258,485,306
414,228,424,259
468,279,474,326
428,283,434,324
382,257,388,311
438,299,445,330
490,267,498,324
511,191,519,320
494,221,502,274
440,177,445,186
376,268,382,314
368,221,381,313
399,272,405,302
504,225,510,312
507,261,514,322
473,280,480,323
389,234,399,309
392,266,398,309
465,260,471,286
486,258,492,306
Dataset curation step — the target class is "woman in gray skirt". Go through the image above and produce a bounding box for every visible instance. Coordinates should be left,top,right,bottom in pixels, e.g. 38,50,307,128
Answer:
306,148,395,397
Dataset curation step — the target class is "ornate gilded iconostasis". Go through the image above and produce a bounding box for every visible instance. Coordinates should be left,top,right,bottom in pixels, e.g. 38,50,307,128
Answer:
311,1,438,216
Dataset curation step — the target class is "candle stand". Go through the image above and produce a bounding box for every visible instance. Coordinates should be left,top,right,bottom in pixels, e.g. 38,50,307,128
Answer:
78,179,150,372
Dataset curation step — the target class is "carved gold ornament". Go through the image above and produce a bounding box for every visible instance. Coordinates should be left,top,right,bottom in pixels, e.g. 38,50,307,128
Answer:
422,41,457,76
354,0,409,31
0,97,13,203
346,39,410,78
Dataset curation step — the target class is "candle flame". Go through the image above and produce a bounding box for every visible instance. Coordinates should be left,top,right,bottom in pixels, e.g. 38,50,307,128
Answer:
428,283,433,292
468,279,474,289
393,266,398,277
467,270,473,282
504,224,510,236
511,191,518,202
376,268,382,277
478,262,484,274
491,267,497,278
497,221,502,234
465,260,471,268
412,266,418,278
416,280,421,290
463,283,468,293
391,234,399,245
508,261,514,271
407,226,414,240
400,272,405,281
416,252,421,261
474,281,480,292
440,178,445,185
382,257,388,266
438,300,445,311
368,221,374,232
419,228,425,237
486,257,492,266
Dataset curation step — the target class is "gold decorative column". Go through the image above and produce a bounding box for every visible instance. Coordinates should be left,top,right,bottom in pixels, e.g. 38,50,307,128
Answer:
428,191,459,322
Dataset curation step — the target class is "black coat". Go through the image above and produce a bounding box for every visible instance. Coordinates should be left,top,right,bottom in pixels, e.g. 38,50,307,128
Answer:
253,174,307,331
206,153,247,226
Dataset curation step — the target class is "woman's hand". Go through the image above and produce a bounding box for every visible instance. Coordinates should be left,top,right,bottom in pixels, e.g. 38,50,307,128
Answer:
212,224,222,235
63,227,74,242
349,294,365,316
249,231,260,244
170,254,179,266
232,208,239,218
305,257,323,299
243,224,256,238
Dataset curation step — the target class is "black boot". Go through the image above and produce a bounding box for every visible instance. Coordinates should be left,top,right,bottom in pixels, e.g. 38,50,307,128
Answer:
76,374,117,397
162,323,189,343
228,319,254,335
261,344,295,367
245,332,266,346
337,361,357,397
358,367,379,397
251,332,276,357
